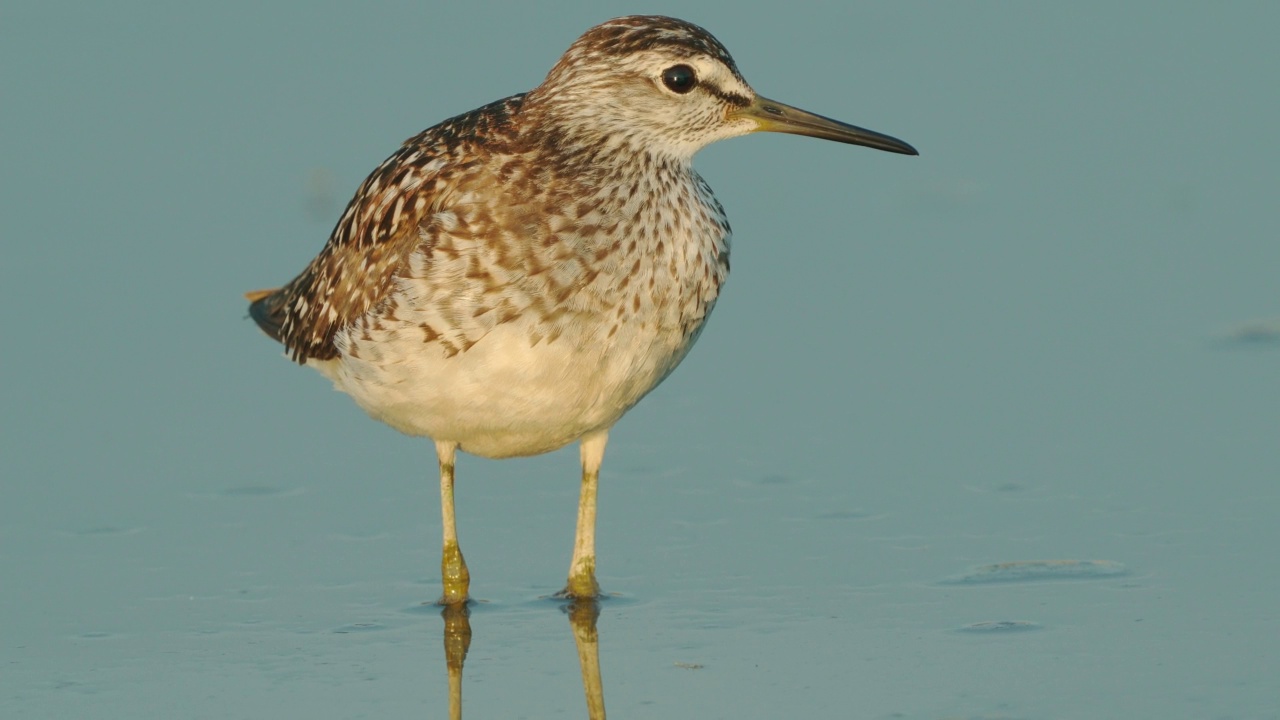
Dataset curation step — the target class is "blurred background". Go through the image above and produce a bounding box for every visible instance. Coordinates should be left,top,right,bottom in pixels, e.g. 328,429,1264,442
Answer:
2,1,1277,718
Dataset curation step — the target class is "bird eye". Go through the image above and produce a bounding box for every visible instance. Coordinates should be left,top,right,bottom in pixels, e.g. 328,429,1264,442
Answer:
661,64,697,94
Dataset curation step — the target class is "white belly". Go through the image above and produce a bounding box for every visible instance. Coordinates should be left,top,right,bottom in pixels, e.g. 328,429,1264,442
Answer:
311,312,700,458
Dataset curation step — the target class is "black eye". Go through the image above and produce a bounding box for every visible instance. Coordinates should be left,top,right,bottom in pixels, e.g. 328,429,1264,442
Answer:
661,64,697,94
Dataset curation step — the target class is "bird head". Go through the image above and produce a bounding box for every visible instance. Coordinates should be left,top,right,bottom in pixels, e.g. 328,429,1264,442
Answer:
526,15,918,161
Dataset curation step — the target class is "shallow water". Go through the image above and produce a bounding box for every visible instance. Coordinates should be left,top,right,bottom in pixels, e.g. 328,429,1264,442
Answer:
3,2,1279,718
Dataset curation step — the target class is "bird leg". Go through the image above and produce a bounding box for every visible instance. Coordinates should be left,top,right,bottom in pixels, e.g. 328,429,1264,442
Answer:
436,440,470,605
563,431,608,599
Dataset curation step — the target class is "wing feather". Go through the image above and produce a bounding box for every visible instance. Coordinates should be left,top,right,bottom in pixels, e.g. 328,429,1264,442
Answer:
248,95,525,362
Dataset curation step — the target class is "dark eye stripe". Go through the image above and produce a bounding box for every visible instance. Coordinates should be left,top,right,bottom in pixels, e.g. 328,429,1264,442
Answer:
699,82,751,108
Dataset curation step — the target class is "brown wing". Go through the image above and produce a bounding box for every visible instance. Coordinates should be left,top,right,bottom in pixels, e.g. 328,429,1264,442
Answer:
248,95,524,363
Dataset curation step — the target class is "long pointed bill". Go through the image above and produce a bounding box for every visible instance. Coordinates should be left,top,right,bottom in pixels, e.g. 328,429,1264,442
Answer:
733,94,918,156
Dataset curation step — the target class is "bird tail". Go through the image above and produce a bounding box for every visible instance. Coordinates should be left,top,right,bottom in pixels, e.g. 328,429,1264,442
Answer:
245,288,286,344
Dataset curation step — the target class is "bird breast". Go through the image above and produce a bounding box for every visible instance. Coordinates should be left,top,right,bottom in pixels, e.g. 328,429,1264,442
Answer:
322,157,732,458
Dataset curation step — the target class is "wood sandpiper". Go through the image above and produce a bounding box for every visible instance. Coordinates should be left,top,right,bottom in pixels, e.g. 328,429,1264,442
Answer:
247,15,917,604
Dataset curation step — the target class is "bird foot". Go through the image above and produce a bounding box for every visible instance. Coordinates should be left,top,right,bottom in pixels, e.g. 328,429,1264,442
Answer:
436,589,472,607
555,570,602,601
439,541,471,606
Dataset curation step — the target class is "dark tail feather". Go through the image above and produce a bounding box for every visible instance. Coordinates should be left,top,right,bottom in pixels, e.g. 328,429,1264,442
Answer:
245,288,285,344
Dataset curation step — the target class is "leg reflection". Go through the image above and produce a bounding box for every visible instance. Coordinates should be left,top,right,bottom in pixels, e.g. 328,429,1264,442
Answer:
436,600,605,719
440,603,472,720
565,599,607,720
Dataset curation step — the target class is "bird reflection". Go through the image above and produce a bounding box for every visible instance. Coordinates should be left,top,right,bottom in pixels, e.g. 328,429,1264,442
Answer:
440,604,472,720
438,599,607,719
565,600,607,719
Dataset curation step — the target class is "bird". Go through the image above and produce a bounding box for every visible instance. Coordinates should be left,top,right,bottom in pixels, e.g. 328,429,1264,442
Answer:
246,15,917,605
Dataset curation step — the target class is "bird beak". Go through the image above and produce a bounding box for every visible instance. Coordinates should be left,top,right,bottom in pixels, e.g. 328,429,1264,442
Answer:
733,95,918,156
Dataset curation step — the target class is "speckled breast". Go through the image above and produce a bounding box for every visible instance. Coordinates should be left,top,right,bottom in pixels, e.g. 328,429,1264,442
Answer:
321,158,731,458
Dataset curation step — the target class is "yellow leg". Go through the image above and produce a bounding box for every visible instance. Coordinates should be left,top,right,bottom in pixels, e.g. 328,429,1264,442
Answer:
436,440,470,606
563,431,608,599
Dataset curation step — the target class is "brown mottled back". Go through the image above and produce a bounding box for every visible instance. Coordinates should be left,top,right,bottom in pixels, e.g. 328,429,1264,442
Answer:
249,95,525,362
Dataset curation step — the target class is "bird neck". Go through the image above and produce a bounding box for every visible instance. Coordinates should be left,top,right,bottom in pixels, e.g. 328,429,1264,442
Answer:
529,134,685,193
519,94,698,170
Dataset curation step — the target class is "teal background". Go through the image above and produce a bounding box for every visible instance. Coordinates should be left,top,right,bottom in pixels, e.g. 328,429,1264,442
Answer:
3,2,1278,718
